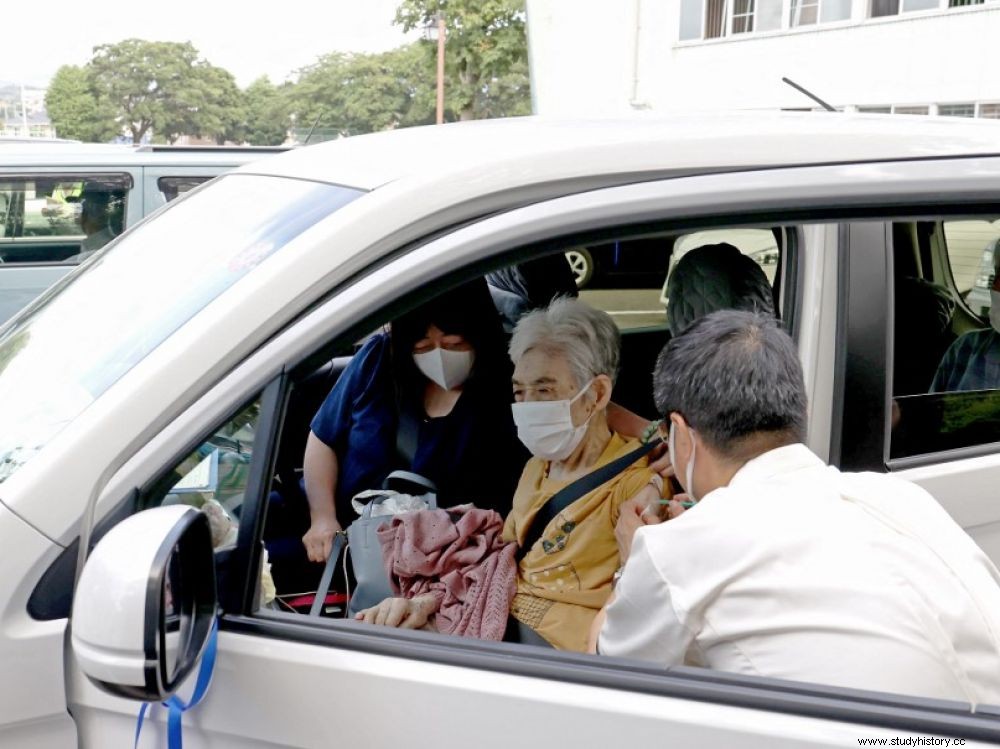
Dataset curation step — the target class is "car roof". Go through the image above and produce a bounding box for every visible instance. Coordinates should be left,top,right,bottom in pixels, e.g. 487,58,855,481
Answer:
0,143,288,168
245,111,1000,192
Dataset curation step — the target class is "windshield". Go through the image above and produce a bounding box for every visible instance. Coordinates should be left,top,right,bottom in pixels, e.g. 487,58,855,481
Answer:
0,173,362,484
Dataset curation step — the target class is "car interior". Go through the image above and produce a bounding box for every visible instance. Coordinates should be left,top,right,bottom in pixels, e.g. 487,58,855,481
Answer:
254,224,793,611
889,215,1000,459
0,176,130,262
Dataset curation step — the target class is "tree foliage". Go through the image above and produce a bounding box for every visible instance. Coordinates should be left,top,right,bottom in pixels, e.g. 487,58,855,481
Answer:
45,65,119,142
291,44,436,139
243,77,292,146
44,1,531,147
395,0,531,121
86,39,249,144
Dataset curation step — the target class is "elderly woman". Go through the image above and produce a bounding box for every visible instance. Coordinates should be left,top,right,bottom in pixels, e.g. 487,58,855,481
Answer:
358,297,670,652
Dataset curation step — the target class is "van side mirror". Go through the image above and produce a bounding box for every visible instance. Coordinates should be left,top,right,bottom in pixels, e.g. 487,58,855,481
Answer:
71,505,217,702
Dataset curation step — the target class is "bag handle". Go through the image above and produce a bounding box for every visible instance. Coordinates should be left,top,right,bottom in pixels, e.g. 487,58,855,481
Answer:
382,469,438,502
516,440,658,562
310,531,348,617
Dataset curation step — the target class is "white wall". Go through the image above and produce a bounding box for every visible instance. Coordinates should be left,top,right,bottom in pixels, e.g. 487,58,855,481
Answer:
528,0,1000,115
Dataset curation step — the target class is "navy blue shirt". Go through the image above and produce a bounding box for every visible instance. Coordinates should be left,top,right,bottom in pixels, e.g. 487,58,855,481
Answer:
931,329,1000,393
310,333,527,522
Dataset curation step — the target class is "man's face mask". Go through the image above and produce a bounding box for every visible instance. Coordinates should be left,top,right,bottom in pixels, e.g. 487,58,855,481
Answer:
413,347,475,391
668,419,699,502
511,379,594,461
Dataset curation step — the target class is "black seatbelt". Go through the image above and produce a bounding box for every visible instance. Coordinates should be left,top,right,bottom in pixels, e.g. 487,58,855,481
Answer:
395,404,420,470
516,440,658,561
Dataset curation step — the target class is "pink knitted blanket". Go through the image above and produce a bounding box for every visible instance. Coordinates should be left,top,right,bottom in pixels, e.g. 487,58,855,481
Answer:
377,505,517,641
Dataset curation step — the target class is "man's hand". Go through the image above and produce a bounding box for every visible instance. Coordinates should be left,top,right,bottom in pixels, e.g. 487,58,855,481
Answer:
355,594,440,630
665,493,691,520
616,485,663,561
302,517,342,563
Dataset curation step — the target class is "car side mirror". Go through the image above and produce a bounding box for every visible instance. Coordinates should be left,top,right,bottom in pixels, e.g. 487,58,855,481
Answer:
71,505,217,702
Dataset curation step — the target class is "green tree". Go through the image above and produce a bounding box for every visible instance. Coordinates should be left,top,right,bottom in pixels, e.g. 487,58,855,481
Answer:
44,65,119,142
87,39,245,144
243,77,292,146
291,45,435,139
395,0,531,121
159,65,246,145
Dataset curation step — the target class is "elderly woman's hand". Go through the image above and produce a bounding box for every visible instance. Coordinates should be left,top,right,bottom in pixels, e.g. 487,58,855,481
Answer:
355,593,440,629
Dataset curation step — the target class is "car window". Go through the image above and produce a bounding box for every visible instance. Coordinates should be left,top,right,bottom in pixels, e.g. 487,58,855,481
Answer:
890,219,1000,460
943,219,1000,319
158,175,213,203
0,174,362,486
144,398,260,519
569,227,782,335
0,174,131,262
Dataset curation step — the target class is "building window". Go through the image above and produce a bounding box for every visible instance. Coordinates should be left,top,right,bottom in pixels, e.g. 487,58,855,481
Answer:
858,106,892,113
680,0,706,39
789,0,820,24
732,0,755,31
871,0,940,16
704,0,727,37
949,0,984,6
939,104,975,117
686,0,781,38
870,0,899,17
789,0,851,24
893,105,930,115
979,104,1000,119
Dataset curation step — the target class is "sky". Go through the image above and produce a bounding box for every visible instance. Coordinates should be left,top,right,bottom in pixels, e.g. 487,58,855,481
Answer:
3,0,415,89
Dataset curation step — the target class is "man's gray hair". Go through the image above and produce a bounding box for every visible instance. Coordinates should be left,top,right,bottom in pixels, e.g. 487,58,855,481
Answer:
509,297,621,388
654,310,807,457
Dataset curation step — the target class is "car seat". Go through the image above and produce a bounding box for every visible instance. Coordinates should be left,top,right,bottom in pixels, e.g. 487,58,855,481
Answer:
665,243,776,336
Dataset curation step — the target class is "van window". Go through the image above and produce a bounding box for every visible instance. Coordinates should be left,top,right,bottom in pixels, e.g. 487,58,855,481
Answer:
0,174,131,262
0,174,362,485
158,176,213,203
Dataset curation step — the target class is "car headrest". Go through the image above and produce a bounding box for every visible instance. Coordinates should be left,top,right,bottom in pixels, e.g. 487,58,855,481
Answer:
667,243,776,335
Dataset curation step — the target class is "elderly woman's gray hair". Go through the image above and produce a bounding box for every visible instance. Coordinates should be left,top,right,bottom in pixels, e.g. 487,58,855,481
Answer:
509,297,620,388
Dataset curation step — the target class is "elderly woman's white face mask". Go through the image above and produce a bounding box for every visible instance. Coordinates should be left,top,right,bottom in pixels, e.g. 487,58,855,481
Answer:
511,378,594,461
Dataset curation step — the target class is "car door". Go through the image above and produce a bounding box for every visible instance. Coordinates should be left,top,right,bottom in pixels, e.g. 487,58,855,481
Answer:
64,161,1000,747
834,216,1000,564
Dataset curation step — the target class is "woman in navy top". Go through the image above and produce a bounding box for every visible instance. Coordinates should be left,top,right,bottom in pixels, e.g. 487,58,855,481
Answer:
302,279,528,563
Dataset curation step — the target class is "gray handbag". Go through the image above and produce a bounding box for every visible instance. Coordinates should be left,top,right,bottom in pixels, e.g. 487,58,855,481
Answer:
345,470,437,616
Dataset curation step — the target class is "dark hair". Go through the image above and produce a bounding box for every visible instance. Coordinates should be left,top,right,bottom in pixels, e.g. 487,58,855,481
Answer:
389,277,508,396
653,310,807,457
666,243,775,336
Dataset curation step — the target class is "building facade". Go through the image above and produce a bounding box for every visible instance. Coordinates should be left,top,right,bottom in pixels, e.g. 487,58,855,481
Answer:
526,0,1000,117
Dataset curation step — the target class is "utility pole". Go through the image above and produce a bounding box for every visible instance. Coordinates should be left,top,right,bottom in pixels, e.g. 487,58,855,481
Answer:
435,14,446,125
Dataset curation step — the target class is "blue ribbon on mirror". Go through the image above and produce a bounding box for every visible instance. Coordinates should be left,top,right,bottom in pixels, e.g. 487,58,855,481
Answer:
134,617,219,749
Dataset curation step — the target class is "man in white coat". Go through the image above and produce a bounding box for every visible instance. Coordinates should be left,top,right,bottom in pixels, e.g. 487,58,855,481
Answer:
593,310,1000,706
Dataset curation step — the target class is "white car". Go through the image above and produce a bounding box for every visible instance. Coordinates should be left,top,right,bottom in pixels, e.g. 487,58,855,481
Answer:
2,112,1000,748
